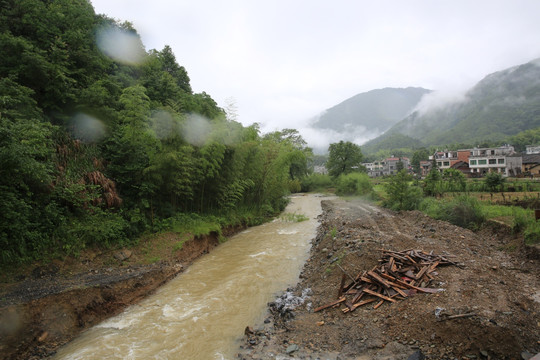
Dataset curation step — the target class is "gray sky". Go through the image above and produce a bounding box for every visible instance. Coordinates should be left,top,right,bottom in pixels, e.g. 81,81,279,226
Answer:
91,0,540,146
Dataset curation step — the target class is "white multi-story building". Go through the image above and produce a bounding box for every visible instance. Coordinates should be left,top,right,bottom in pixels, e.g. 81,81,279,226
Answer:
526,145,540,154
364,160,386,177
468,145,522,177
364,157,410,177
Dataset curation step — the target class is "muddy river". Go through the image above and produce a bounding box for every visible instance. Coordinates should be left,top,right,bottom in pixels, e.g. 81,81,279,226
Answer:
52,194,328,360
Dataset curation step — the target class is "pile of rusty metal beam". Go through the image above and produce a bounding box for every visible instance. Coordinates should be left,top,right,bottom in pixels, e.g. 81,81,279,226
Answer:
314,249,461,313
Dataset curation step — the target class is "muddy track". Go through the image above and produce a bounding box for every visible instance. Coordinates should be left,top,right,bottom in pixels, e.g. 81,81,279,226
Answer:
239,198,540,360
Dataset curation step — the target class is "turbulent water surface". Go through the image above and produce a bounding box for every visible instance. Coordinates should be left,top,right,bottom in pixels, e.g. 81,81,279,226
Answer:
53,194,327,360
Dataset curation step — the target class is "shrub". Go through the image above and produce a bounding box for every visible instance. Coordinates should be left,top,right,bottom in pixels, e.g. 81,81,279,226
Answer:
301,173,333,192
336,172,373,196
420,195,485,230
288,179,302,193
64,210,131,253
524,221,540,245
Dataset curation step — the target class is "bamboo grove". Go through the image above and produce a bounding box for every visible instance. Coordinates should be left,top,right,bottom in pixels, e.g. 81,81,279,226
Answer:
0,0,312,264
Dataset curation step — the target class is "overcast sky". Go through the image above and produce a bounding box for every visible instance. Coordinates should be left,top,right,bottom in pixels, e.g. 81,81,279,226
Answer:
91,0,540,145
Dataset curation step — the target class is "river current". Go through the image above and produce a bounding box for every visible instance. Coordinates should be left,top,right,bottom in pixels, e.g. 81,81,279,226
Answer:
52,194,327,360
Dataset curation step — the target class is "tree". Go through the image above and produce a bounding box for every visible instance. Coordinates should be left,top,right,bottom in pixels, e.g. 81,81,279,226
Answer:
423,168,443,197
383,170,423,211
158,45,192,93
411,148,430,175
442,168,466,192
484,172,505,192
326,141,364,178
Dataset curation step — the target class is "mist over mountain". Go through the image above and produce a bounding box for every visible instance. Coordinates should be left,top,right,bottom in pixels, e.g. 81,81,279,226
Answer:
363,58,540,153
305,87,430,152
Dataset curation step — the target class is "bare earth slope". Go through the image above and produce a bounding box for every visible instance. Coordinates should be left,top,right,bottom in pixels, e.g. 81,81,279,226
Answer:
240,198,540,360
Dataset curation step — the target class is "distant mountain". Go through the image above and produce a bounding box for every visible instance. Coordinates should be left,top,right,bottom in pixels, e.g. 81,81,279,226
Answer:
364,58,540,153
310,87,431,135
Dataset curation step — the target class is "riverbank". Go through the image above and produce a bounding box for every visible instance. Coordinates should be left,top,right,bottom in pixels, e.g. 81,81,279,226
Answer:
238,197,540,360
0,225,243,360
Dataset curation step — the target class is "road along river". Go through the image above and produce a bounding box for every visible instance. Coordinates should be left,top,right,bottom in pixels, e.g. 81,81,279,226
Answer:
52,193,329,360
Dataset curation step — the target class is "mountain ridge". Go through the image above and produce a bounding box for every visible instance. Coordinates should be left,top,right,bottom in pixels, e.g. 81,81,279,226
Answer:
310,86,430,136
362,58,540,154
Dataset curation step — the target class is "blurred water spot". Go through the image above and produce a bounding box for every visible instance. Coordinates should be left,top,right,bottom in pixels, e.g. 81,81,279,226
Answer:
182,114,212,146
70,113,106,143
96,26,145,65
150,110,175,139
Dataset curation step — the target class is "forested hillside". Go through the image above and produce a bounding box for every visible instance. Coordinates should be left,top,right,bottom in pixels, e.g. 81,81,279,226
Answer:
364,59,540,154
0,0,311,265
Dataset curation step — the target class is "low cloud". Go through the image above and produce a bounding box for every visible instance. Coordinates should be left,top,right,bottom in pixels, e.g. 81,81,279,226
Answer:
412,89,469,116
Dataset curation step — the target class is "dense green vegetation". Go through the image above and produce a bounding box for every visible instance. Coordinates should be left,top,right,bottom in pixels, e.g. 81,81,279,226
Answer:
0,1,312,265
326,141,364,178
335,173,373,196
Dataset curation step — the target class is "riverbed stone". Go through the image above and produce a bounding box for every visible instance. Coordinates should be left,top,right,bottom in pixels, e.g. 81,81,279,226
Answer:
113,249,132,261
286,344,299,354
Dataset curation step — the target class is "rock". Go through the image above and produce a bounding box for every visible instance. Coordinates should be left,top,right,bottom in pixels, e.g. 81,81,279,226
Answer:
114,249,132,261
37,331,48,342
32,264,59,279
407,350,425,360
244,326,254,335
521,351,533,360
286,344,299,354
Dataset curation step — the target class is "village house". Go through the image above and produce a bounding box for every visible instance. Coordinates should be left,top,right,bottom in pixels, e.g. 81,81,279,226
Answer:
364,157,409,177
468,145,522,177
430,149,470,174
420,161,431,176
364,161,386,177
385,157,410,175
522,145,540,177
526,144,540,154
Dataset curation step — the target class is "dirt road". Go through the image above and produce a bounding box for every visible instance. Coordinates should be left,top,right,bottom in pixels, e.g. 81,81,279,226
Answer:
240,198,540,360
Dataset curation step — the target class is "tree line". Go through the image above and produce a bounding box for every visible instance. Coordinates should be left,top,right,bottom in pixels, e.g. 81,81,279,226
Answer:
0,1,311,265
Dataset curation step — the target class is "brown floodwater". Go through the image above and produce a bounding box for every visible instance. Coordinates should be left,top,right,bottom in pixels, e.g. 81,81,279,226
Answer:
52,194,328,360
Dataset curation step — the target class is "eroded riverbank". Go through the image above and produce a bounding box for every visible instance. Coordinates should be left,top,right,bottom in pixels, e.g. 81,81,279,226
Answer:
0,227,226,359
0,194,328,360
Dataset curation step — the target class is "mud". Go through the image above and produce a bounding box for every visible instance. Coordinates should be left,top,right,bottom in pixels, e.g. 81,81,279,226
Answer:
239,198,540,360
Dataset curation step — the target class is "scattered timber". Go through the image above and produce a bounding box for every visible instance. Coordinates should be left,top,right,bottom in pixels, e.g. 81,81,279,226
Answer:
315,249,461,313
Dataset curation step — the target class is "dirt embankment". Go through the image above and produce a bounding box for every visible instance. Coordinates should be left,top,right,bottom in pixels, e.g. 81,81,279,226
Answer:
0,225,244,360
239,198,540,360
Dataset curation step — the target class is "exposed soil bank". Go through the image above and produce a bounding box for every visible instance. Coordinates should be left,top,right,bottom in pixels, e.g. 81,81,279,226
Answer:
239,198,540,360
0,226,243,360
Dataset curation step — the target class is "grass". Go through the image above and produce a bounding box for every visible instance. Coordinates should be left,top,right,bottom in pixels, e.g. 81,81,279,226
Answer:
145,256,160,264
372,174,540,245
478,203,539,245
171,215,222,237
280,212,309,222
